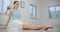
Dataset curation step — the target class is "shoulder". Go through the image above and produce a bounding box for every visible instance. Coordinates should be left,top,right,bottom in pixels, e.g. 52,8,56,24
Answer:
9,9,14,13
10,9,14,12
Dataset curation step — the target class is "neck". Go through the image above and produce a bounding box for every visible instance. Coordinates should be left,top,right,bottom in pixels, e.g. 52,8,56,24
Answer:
13,7,18,10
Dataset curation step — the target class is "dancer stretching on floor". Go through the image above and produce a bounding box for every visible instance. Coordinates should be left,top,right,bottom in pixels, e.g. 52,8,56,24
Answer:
5,1,53,32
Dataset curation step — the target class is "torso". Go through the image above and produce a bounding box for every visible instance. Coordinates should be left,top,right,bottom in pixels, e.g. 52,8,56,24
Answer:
11,9,20,20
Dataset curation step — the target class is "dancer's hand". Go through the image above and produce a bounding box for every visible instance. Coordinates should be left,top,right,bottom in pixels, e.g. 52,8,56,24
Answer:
4,24,8,30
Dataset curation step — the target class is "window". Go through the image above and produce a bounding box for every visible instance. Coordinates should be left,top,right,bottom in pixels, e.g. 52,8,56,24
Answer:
3,0,10,13
56,6,60,18
0,0,3,13
0,0,10,14
49,6,60,18
30,4,37,18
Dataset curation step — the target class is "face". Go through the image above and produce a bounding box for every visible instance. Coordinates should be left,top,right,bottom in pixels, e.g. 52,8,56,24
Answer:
14,2,19,9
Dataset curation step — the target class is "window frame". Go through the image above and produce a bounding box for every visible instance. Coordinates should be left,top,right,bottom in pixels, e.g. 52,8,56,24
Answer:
30,4,37,19
48,5,60,19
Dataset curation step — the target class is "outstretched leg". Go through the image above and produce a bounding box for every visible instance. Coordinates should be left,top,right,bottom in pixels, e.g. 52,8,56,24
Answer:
23,23,53,30
23,23,44,30
37,25,53,30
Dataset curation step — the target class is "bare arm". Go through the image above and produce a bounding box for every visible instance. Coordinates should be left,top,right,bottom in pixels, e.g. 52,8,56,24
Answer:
5,9,13,29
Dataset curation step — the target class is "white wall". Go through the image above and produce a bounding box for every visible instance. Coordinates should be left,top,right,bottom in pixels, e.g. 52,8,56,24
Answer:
20,0,40,25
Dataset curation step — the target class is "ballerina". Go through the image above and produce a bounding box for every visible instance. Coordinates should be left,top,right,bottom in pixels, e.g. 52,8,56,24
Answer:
5,1,53,32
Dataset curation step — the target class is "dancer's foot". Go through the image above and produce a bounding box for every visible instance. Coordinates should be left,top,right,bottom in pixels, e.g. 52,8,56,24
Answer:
43,25,53,30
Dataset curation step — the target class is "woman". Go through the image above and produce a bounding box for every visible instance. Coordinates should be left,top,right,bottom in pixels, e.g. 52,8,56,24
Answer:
5,1,53,32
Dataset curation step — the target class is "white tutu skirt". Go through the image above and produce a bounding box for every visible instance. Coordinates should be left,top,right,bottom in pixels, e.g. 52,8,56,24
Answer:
6,19,23,32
